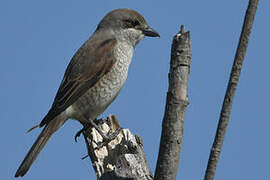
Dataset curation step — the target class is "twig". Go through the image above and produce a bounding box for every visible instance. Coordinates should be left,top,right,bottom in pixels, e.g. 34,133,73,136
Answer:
204,1,259,179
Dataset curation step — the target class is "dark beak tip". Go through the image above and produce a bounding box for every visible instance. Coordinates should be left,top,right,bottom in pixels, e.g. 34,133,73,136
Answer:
143,27,160,38
154,32,161,38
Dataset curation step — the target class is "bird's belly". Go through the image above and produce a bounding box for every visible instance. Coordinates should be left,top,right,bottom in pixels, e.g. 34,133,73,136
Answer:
68,45,133,123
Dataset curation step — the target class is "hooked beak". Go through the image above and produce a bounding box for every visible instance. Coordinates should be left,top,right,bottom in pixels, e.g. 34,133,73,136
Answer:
142,26,160,37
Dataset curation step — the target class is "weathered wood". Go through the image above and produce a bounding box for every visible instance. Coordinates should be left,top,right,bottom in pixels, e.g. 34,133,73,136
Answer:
154,25,191,180
83,115,153,180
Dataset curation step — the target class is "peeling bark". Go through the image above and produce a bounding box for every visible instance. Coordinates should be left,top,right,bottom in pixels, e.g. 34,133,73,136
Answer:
83,115,153,180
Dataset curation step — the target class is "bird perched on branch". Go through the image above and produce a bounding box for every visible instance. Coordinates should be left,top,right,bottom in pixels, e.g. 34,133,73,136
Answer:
15,8,159,177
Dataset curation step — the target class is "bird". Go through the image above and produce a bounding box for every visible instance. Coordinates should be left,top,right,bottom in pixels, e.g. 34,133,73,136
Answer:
15,8,160,177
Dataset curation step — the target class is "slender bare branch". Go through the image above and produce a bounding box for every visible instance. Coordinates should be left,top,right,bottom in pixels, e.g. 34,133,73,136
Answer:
204,1,259,179
154,25,191,180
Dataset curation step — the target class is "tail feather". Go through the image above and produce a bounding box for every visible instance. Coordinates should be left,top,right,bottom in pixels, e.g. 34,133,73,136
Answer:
15,123,54,177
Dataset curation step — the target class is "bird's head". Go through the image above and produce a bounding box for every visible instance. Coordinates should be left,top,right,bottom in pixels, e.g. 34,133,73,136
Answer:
96,9,160,47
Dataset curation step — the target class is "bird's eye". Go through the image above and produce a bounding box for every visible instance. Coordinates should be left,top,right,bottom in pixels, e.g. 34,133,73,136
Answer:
132,20,140,27
123,19,140,28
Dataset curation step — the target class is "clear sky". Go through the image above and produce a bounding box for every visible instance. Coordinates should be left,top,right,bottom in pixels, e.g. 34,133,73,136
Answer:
1,1,269,180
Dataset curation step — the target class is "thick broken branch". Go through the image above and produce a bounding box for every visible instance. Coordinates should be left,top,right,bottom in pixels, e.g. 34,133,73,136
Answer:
204,1,259,180
83,115,153,180
154,25,191,180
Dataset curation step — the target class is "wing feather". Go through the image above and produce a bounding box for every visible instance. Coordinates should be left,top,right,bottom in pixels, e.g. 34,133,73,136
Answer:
40,37,117,127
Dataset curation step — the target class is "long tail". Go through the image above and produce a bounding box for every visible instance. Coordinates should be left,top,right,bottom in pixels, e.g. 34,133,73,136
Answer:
15,122,55,177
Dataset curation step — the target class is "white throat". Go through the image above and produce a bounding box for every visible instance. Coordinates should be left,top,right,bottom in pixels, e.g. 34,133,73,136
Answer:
113,28,144,47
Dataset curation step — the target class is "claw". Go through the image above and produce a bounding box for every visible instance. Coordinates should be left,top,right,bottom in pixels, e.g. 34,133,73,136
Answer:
74,128,84,142
74,123,92,142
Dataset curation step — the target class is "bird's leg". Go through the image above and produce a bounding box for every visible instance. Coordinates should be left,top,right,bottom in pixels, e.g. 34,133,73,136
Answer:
74,117,101,142
74,117,122,149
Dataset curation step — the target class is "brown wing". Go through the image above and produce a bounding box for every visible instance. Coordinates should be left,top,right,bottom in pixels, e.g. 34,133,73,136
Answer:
40,36,117,127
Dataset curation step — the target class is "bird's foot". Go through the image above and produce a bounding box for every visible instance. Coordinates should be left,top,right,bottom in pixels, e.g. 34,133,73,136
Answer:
74,119,99,142
95,127,122,149
74,118,122,148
